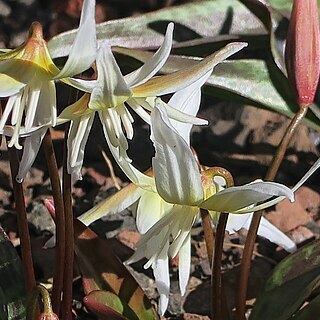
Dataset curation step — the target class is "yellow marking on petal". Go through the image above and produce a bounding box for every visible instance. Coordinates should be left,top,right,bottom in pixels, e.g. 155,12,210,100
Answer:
0,22,59,82
132,42,247,97
59,94,92,121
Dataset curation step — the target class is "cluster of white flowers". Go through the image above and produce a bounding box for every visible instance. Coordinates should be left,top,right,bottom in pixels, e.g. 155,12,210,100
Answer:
1,0,320,316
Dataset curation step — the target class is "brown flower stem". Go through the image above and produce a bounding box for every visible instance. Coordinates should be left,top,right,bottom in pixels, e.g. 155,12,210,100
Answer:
43,129,65,315
61,123,74,320
200,208,214,266
236,103,309,320
210,168,234,320
6,141,36,296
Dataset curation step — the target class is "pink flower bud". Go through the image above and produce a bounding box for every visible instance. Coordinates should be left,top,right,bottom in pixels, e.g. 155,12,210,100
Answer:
285,0,320,106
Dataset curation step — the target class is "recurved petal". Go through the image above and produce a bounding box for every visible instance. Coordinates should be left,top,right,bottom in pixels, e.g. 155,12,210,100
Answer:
61,77,97,93
54,0,97,78
89,44,132,110
59,94,92,121
151,101,203,205
0,74,25,97
125,23,174,87
79,182,145,225
257,216,296,252
16,127,47,183
178,234,191,296
200,181,294,212
168,69,211,143
132,42,247,97
153,255,170,316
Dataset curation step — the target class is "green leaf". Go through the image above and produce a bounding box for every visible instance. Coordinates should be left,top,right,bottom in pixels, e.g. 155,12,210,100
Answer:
239,0,287,73
74,219,158,320
249,269,320,320
0,226,25,320
291,294,320,320
48,0,266,59
84,290,129,320
250,239,320,320
114,47,320,131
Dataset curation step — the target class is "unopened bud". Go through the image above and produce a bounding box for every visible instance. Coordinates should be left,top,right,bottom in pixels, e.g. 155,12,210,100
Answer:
285,0,320,106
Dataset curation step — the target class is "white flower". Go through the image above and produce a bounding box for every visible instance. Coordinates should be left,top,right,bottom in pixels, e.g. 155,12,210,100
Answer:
76,98,320,316
0,0,97,182
59,27,247,180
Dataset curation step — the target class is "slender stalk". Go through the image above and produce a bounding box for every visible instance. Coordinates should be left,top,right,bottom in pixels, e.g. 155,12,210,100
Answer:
236,104,309,320
43,129,66,315
211,168,234,320
7,141,36,295
27,285,58,320
61,123,74,320
200,208,214,266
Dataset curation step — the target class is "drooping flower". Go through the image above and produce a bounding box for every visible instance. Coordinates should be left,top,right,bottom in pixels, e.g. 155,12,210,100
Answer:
0,0,96,182
76,99,320,315
59,30,247,180
285,0,320,106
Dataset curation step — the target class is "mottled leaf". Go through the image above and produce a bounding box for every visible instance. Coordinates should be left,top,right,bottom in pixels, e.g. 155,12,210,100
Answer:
250,240,320,320
250,269,320,320
114,47,320,131
74,220,158,320
48,0,266,59
84,290,129,320
0,226,25,320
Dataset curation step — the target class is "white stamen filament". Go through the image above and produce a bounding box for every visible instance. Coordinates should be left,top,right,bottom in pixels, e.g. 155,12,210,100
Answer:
128,99,151,124
0,95,16,131
25,84,41,130
118,105,134,139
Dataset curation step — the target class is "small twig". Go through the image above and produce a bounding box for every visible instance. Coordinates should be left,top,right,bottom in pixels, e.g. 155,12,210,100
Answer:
236,104,309,320
100,147,121,190
43,129,66,315
61,123,74,320
7,140,37,296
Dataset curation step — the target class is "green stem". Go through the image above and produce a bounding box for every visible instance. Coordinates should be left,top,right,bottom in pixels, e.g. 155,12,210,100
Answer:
7,141,36,296
235,104,309,320
61,123,74,320
43,129,66,315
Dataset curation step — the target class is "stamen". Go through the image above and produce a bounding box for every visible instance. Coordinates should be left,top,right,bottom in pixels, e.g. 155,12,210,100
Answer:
0,96,16,131
25,84,41,130
128,99,151,124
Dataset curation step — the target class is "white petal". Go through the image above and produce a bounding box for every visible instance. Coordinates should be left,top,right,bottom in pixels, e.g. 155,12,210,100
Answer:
142,97,208,126
89,44,132,110
61,77,97,93
79,183,144,225
200,181,294,212
132,42,248,97
257,217,296,252
16,128,47,183
137,191,172,234
178,234,191,296
0,74,25,97
153,256,170,316
168,70,211,143
125,23,174,87
151,101,204,205
226,213,252,234
54,0,96,78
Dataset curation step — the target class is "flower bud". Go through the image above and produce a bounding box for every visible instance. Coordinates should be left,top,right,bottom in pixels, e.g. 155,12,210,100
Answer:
40,313,59,320
285,0,320,106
